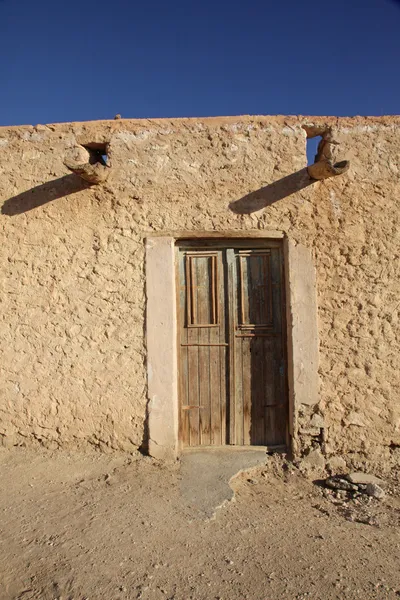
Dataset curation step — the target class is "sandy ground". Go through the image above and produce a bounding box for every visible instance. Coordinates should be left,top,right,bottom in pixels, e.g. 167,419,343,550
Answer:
0,449,399,600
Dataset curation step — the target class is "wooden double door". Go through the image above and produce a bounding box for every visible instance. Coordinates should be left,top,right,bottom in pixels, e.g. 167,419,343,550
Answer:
177,240,288,450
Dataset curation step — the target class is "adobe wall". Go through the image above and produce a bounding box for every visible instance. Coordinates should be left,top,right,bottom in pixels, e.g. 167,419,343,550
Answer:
0,115,399,467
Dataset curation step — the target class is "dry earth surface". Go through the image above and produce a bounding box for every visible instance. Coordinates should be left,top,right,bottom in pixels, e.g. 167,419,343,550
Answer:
0,449,399,600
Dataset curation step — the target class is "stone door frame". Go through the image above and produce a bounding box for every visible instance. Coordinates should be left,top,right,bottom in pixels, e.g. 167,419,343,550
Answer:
146,231,319,460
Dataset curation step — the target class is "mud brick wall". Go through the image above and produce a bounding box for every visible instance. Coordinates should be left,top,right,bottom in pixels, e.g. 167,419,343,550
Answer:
0,115,399,463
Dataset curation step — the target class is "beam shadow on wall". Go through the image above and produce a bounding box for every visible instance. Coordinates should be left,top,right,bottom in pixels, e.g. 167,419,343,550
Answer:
2,167,315,217
229,167,314,214
1,174,92,216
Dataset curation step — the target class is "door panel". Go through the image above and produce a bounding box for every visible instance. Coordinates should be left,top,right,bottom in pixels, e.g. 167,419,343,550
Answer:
232,247,287,446
237,251,273,327
177,241,288,449
178,250,228,447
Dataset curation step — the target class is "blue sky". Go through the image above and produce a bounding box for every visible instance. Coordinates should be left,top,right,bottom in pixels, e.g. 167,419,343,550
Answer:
0,0,399,127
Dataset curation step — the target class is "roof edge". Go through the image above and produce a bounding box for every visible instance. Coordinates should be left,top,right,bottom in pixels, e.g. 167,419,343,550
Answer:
1,114,400,133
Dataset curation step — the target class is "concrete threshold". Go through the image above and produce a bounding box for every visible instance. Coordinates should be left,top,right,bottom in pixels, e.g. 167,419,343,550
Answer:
179,447,273,519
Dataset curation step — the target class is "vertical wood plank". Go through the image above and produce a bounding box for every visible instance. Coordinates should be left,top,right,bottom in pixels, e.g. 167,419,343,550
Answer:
234,336,244,445
249,254,260,325
198,345,211,445
250,336,263,444
265,254,273,324
264,338,275,445
209,345,221,445
210,251,224,445
242,337,251,445
226,249,236,445
271,248,282,333
239,255,246,326
219,252,227,444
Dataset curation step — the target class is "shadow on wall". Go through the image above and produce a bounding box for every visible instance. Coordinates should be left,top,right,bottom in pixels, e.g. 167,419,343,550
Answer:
229,167,314,214
1,175,92,216
2,167,315,217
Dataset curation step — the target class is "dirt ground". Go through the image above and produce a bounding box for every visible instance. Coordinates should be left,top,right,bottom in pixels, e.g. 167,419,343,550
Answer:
0,449,399,600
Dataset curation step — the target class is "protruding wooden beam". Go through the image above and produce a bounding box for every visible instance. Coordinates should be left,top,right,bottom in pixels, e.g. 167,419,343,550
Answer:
64,159,109,184
307,159,350,181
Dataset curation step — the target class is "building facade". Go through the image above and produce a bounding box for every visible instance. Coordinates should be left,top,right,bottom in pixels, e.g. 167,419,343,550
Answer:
0,115,399,466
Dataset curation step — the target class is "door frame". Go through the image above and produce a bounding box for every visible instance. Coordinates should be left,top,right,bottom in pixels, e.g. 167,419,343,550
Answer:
146,231,319,461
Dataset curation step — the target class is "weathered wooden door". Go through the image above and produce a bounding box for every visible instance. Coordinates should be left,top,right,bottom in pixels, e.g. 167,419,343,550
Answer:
177,241,288,449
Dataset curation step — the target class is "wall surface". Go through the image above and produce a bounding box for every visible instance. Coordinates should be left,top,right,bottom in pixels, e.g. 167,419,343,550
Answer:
0,115,399,465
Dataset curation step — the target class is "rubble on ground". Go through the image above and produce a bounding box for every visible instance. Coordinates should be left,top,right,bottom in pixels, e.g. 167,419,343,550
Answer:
321,472,386,501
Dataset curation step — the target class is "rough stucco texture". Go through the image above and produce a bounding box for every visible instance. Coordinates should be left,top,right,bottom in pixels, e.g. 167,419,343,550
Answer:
0,115,399,462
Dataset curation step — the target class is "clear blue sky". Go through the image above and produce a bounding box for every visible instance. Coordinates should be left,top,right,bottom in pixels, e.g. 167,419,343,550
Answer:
0,0,399,126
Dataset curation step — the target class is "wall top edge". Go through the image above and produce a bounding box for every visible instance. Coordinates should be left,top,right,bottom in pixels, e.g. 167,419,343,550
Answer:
1,114,400,134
